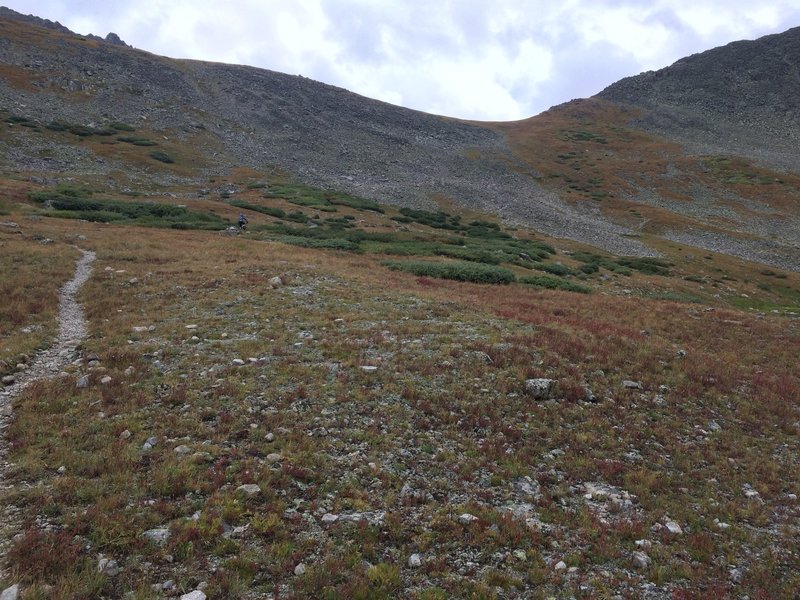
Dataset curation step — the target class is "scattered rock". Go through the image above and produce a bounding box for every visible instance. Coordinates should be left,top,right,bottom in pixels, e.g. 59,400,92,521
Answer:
269,276,283,288
408,553,422,568
554,560,567,571
0,585,20,600
265,432,275,442
622,380,642,389
360,365,378,372
0,583,19,600
180,592,206,600
631,551,651,569
76,375,89,388
174,445,191,455
664,520,683,535
1,375,15,386
458,513,479,524
97,557,120,576
294,562,306,576
236,484,261,496
266,452,282,462
142,527,171,545
524,378,555,400
57,465,66,474
321,513,339,524
232,358,245,366
100,375,112,385
729,568,743,584
120,429,131,440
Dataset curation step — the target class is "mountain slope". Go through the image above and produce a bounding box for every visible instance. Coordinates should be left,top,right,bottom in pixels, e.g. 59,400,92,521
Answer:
0,10,649,256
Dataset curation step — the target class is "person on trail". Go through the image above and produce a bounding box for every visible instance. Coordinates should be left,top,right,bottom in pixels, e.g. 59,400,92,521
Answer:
238,213,248,230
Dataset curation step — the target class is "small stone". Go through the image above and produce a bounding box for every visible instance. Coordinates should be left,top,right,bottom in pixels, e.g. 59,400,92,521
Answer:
265,432,275,442
100,375,112,385
729,568,743,584
180,592,207,600
321,513,339,524
120,430,132,440
266,453,282,462
554,560,567,571
269,276,283,288
631,551,651,569
0,584,20,600
408,553,422,568
142,527,171,545
294,562,306,576
524,378,555,400
458,513,478,524
76,375,90,388
124,366,135,376
513,549,527,561
174,445,191,455
57,465,66,474
185,324,198,330
232,359,245,366
634,539,652,550
236,484,261,496
622,380,642,389
97,557,120,576
360,365,378,372
1,375,15,385
132,326,149,333
664,521,683,535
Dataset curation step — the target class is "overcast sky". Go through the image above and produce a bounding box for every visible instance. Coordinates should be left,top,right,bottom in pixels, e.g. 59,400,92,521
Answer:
4,1,800,120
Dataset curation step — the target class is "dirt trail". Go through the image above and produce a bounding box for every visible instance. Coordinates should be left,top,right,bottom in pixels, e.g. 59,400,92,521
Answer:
0,248,95,579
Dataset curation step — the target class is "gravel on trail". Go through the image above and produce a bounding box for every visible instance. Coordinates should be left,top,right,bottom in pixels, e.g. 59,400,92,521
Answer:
0,249,95,579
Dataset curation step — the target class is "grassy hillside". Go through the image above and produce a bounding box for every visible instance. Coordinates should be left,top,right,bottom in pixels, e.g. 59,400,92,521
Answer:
1,175,798,599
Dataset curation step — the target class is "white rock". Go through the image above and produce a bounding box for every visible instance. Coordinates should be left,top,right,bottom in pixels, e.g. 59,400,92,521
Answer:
236,484,261,496
266,453,282,462
524,378,555,400
174,445,191,455
631,551,651,569
634,539,652,550
269,276,283,288
360,365,378,372
458,513,478,524
232,359,245,366
265,432,275,442
120,430,132,440
408,553,422,568
185,324,198,330
180,592,207,600
321,513,339,524
0,584,20,600
554,560,567,571
294,562,306,576
97,557,120,576
664,521,683,535
132,326,149,333
622,380,642,389
57,466,66,474
142,528,171,545
76,375,90,388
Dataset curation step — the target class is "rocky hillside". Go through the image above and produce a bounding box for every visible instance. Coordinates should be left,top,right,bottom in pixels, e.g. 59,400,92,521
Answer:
597,27,800,173
0,9,647,257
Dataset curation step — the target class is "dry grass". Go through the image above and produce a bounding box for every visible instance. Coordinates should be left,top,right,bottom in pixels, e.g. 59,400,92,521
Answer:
1,187,797,598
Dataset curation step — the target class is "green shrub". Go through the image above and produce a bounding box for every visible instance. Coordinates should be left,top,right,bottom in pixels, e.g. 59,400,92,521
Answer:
229,200,285,219
519,275,591,293
535,262,573,276
383,260,516,284
45,121,69,132
149,150,174,163
5,115,32,124
118,136,157,146
110,122,136,131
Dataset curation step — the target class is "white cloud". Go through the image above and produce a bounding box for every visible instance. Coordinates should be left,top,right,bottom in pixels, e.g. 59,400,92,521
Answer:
3,0,800,119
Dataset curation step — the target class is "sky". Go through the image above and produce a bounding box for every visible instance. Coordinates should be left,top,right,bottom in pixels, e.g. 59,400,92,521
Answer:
4,1,800,121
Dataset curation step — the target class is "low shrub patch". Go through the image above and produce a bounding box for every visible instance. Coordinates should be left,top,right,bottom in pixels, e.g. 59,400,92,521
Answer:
383,260,516,284
230,200,285,219
149,150,174,163
519,274,591,293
